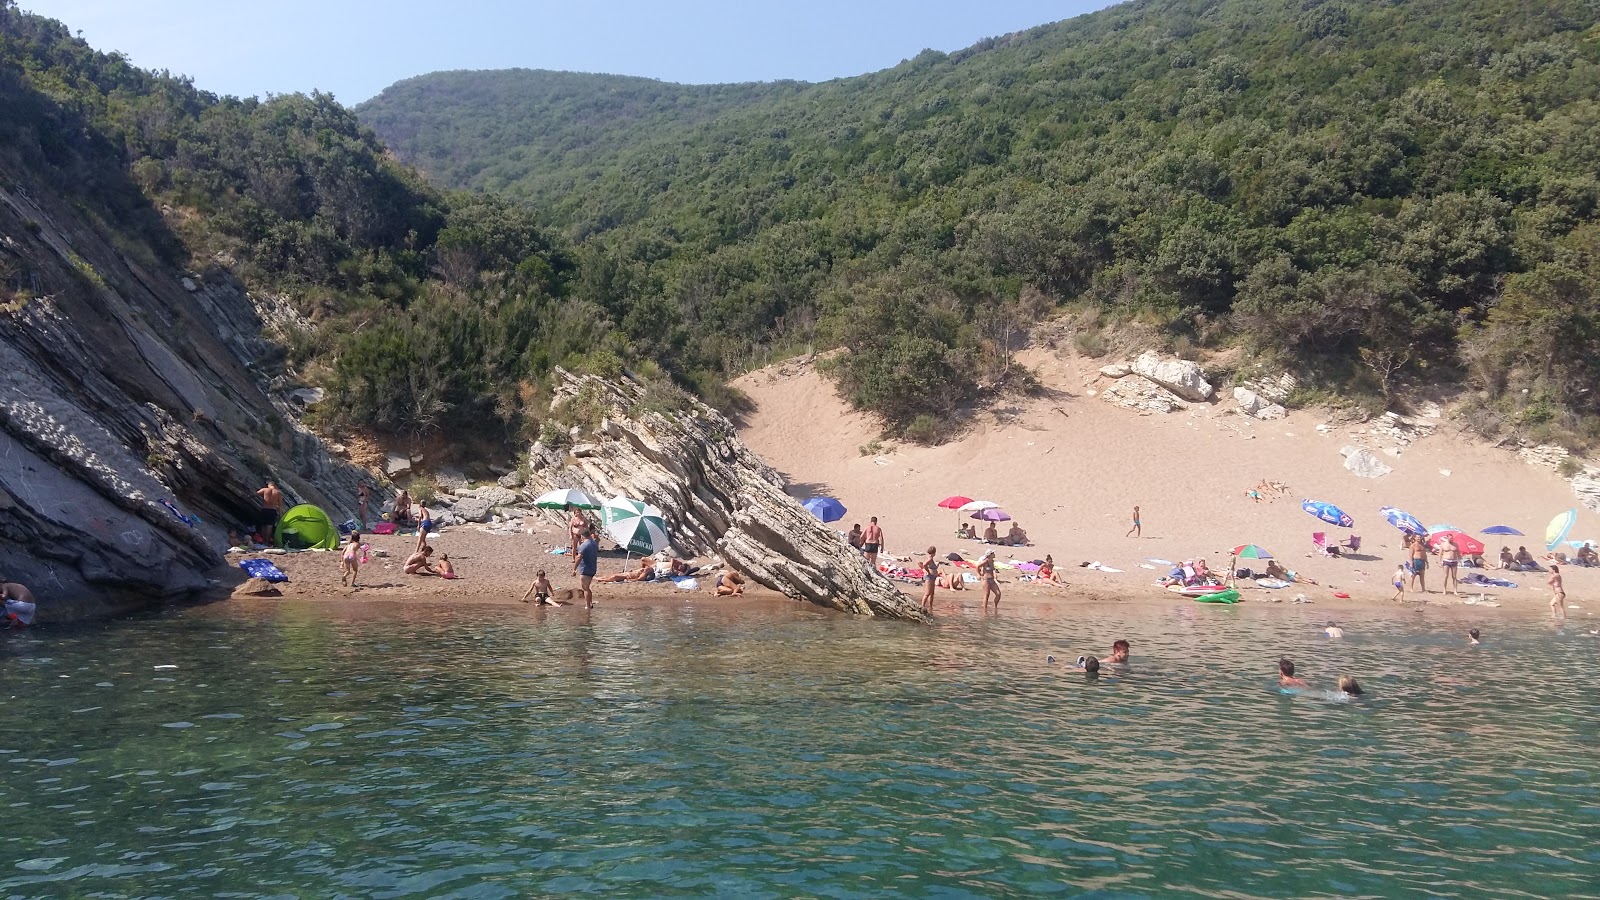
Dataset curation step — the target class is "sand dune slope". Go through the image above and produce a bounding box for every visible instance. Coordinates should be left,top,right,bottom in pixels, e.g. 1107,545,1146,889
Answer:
732,351,1596,610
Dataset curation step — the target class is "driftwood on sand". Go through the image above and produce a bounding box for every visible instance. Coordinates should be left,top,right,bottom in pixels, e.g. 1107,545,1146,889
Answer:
524,369,928,622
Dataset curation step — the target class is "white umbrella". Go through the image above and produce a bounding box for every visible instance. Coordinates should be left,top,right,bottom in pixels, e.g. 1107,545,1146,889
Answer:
959,500,1000,512
600,496,669,556
533,488,601,510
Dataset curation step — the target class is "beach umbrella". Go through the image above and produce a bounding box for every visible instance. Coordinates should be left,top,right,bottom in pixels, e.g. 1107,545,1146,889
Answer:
938,496,973,510
534,488,601,510
803,497,847,523
1301,500,1353,529
1428,530,1485,556
1426,523,1462,535
1482,525,1524,536
969,508,1012,522
1546,509,1577,551
959,500,999,512
1379,506,1427,535
1230,544,1274,559
601,496,669,556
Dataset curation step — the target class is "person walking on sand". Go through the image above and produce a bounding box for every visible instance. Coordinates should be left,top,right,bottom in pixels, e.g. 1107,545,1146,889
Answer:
340,530,362,588
1391,563,1407,601
979,550,1001,609
1125,505,1141,538
1549,563,1566,619
1439,535,1461,595
920,546,939,614
862,517,885,569
575,527,599,608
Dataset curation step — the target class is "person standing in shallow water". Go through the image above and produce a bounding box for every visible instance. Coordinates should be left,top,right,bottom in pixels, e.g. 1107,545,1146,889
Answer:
1125,505,1141,538
920,546,939,614
1549,564,1566,619
979,550,1001,609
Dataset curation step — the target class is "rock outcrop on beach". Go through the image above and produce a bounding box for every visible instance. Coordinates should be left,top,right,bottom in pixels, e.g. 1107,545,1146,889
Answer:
523,370,929,621
0,181,373,621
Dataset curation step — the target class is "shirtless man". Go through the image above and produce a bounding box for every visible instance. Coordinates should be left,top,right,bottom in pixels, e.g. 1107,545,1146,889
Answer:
1278,657,1309,689
983,522,999,543
1549,564,1566,619
1438,536,1461,595
255,479,285,539
861,517,885,568
404,545,438,576
1006,523,1028,546
1,580,36,627
1407,534,1429,593
847,523,864,550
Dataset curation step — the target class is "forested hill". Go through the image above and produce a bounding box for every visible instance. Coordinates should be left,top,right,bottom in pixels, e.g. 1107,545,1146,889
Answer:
363,0,1600,446
358,70,805,206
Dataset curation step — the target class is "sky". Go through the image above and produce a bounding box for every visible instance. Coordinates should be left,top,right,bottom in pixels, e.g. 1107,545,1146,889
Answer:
22,0,1116,104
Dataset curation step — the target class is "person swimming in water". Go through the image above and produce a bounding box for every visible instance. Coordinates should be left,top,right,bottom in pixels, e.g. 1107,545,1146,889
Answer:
1102,639,1130,664
1324,621,1344,638
1337,676,1363,697
1279,657,1308,689
1468,628,1482,645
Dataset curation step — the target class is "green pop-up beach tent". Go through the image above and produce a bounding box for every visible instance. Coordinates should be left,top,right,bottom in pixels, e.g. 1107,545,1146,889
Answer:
275,503,339,550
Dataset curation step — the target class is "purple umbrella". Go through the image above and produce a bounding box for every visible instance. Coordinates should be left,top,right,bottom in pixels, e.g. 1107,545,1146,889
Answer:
970,508,1012,522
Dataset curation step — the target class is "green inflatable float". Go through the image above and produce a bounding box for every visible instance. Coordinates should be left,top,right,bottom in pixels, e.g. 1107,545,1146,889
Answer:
1193,588,1241,604
275,503,340,550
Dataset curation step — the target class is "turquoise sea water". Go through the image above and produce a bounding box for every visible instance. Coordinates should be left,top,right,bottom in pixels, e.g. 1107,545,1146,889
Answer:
1,598,1597,898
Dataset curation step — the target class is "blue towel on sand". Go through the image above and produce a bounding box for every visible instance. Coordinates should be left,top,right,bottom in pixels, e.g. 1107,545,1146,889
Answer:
238,558,289,583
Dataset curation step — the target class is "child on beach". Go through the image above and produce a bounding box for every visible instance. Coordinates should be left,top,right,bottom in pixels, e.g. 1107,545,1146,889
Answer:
1125,505,1141,538
340,530,361,588
437,553,457,579
520,570,556,604
1391,563,1407,601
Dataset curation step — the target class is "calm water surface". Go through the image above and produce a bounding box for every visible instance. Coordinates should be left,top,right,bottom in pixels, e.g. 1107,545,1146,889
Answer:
1,598,1597,898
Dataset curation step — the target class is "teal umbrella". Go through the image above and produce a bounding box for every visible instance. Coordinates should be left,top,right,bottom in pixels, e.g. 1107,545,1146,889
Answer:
534,488,601,510
601,496,669,556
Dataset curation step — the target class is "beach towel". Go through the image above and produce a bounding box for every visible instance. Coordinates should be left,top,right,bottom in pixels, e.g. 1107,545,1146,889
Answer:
672,577,699,590
371,523,398,535
1255,578,1291,589
238,558,289,583
1148,558,1174,565
548,547,569,555
963,573,978,584
1085,562,1123,573
1463,572,1516,588
4,598,36,626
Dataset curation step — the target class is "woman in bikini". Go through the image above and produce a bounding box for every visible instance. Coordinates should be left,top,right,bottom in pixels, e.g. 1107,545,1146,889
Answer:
979,551,1001,609
920,547,939,614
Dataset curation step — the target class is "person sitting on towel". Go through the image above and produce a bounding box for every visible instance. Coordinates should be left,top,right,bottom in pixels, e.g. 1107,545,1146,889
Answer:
983,522,1000,543
957,522,977,540
1578,543,1599,567
596,558,656,584
1006,523,1029,546
1513,546,1539,571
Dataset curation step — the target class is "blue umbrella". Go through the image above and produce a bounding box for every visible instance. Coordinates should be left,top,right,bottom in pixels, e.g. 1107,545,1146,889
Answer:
803,497,847,523
1482,525,1523,536
1380,506,1427,535
1302,500,1354,529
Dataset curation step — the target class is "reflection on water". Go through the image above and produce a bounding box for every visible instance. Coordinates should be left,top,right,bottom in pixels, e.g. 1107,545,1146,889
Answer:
1,598,1597,897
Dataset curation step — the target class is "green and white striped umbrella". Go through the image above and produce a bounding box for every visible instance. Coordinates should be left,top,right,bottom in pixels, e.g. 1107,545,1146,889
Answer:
601,496,669,556
533,488,602,510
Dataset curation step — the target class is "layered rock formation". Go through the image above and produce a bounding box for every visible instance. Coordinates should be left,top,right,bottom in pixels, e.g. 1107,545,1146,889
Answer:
523,370,928,621
0,179,374,621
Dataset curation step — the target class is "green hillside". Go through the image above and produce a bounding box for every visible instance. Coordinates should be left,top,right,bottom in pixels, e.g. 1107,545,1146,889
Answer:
363,0,1600,444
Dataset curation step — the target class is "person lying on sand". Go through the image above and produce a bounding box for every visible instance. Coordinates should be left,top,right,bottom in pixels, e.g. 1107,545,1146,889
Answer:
936,570,965,590
1264,559,1289,580
596,558,656,584
404,545,437,576
716,570,745,596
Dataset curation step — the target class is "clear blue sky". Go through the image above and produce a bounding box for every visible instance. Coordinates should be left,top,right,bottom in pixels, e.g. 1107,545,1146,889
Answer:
23,0,1116,103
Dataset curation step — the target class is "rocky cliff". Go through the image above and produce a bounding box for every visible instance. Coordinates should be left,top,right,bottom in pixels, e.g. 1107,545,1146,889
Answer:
524,370,928,622
0,176,374,622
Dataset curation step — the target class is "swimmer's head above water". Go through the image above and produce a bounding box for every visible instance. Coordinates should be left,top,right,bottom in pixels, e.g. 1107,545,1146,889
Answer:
1338,676,1363,696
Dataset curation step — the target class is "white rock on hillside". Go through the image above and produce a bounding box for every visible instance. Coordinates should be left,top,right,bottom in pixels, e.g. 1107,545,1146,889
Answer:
1233,387,1266,416
1573,470,1600,514
384,453,413,478
1341,446,1393,479
1132,351,1214,402
1255,403,1287,420
1102,376,1189,414
1099,363,1132,379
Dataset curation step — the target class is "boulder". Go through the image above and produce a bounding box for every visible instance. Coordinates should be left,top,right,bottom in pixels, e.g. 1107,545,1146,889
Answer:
1132,351,1213,402
524,368,928,621
1255,403,1287,421
498,470,527,489
1101,376,1188,414
448,496,493,523
384,453,413,478
1238,372,1297,404
1098,363,1132,379
1233,387,1266,416
434,468,470,492
180,277,197,292
1341,447,1393,479
470,485,519,508
1573,470,1600,514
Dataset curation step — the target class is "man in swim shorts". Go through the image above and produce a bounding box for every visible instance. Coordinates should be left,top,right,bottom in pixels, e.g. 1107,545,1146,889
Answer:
1407,534,1429,593
862,517,884,569
1549,564,1566,619
1438,535,1461,595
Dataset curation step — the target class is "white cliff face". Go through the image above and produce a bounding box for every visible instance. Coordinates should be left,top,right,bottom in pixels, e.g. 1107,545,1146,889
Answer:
0,182,374,621
524,370,929,622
